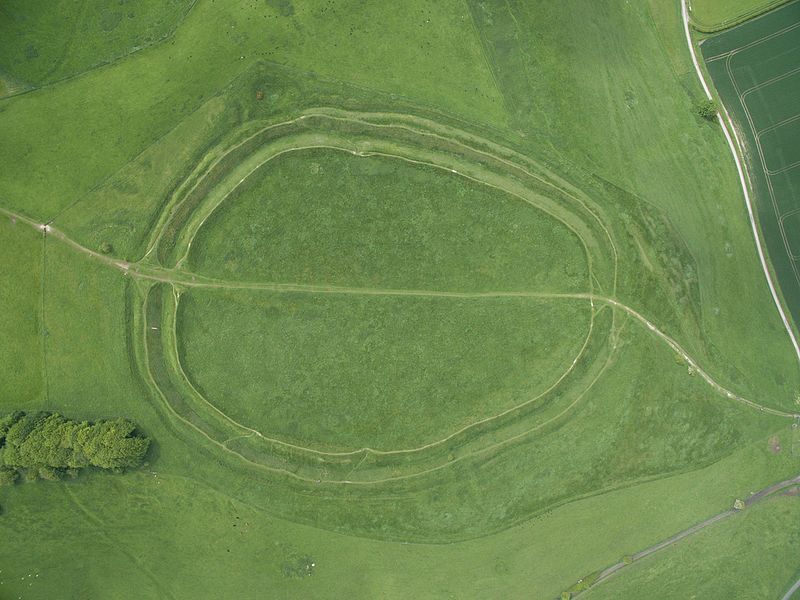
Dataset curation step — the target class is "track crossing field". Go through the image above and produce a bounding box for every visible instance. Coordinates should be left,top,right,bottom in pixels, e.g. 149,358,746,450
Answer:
3,1,800,598
701,1,800,333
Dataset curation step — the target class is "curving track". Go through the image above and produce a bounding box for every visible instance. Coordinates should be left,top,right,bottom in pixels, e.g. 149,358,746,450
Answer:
3,108,797,487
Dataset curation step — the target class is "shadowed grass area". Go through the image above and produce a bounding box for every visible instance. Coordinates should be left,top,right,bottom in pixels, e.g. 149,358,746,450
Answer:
0,0,505,220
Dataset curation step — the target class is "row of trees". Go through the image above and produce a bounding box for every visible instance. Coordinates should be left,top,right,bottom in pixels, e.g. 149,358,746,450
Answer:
0,411,150,485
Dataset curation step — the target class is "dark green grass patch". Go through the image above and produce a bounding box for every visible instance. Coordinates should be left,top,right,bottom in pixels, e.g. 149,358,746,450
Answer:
743,72,800,131
760,118,800,172
177,289,591,450
188,148,589,292
781,211,800,257
769,167,800,215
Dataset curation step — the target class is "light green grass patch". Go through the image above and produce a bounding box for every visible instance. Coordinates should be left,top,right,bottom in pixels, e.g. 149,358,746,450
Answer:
39,236,146,422
584,494,800,599
0,0,504,220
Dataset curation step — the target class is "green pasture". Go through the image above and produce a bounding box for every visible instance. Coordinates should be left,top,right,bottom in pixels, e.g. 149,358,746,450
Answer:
0,418,797,599
467,0,800,408
2,0,800,598
689,0,792,31
130,282,793,540
188,148,589,292
584,495,800,599
0,0,504,220
0,217,42,405
178,290,591,450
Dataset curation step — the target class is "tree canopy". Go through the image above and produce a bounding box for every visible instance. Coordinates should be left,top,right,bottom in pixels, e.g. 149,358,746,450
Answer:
696,98,719,121
0,411,150,484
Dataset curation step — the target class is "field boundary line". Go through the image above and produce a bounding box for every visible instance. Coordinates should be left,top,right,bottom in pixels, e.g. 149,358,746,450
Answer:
740,64,800,98
463,0,511,117
756,112,800,137
682,0,800,365
0,0,199,103
3,198,794,419
40,233,49,402
690,0,797,52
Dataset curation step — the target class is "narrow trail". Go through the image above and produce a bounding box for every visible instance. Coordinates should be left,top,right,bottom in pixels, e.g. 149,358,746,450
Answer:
137,109,616,301
682,0,800,364
782,576,800,600
575,473,800,597
2,203,796,420
64,487,176,600
139,293,623,486
161,278,795,418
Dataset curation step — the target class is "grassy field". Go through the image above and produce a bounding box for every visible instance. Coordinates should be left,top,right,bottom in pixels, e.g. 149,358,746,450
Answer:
584,495,800,599
178,290,591,449
468,0,800,407
701,1,800,342
0,0,195,90
0,217,42,406
0,0,505,221
1,0,800,598
689,0,792,31
187,148,589,292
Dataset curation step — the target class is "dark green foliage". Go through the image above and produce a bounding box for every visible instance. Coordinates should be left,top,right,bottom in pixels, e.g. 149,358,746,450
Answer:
696,99,719,121
0,466,18,486
0,411,150,483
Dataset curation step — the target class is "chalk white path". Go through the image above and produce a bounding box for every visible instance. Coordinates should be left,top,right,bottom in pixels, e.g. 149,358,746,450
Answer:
682,0,800,364
782,576,800,600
